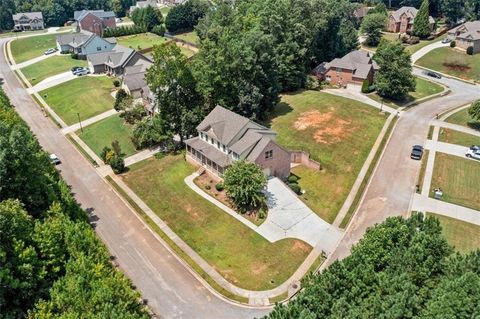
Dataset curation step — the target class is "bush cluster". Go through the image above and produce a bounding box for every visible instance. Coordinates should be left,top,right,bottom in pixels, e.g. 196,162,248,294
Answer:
287,174,302,194
103,25,147,38
467,46,474,55
450,40,456,48
215,182,224,191
100,141,126,174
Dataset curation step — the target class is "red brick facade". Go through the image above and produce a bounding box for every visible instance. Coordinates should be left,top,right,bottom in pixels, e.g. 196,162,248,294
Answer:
79,13,116,36
253,140,291,179
388,13,412,33
324,67,374,87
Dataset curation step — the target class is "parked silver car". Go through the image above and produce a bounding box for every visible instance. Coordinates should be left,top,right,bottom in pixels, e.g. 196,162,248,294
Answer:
466,149,480,160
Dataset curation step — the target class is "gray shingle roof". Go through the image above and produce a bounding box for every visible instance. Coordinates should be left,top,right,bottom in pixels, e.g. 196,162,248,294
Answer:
318,50,377,80
13,12,43,21
87,45,134,67
74,10,115,21
449,21,480,40
123,61,152,92
56,31,93,47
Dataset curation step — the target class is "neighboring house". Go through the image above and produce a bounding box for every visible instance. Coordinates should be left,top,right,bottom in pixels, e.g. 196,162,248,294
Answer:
354,6,373,22
56,31,117,58
447,21,480,54
387,6,435,33
122,61,155,108
313,50,379,87
12,12,44,31
185,106,291,178
129,0,160,14
74,10,116,35
87,45,152,76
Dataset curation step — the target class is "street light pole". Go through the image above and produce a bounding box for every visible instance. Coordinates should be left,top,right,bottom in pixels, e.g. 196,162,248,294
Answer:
77,112,83,133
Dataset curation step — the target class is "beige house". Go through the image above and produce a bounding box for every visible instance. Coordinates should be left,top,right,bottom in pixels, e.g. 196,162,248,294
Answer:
185,106,291,178
12,12,44,31
447,21,480,54
387,6,435,33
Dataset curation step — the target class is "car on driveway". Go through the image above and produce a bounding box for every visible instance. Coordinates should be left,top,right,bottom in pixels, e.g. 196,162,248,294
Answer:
470,145,480,151
73,68,90,76
466,149,480,160
423,70,442,79
49,153,61,165
411,145,424,160
71,66,83,73
441,38,451,44
44,48,57,55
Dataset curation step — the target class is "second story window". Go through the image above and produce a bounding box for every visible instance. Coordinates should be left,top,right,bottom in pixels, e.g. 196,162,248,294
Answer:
222,145,226,152
265,150,273,159
97,46,101,51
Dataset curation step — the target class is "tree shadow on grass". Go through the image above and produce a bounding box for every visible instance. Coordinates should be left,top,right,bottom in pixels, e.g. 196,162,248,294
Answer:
467,121,480,131
263,101,293,128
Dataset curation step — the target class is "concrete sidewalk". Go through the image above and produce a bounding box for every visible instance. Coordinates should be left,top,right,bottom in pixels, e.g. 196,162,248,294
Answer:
61,109,118,134
27,71,77,93
11,51,60,70
323,88,397,114
124,146,163,167
412,193,480,226
425,140,470,159
431,119,480,137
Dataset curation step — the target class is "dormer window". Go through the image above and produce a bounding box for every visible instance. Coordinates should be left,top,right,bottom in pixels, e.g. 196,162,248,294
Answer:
265,150,273,159
232,153,239,160
217,141,220,148
222,145,226,152
210,137,214,144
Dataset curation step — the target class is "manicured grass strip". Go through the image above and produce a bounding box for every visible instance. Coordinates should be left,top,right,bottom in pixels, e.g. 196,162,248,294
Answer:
417,149,429,194
173,31,199,45
117,32,169,50
339,116,398,228
445,107,480,131
10,33,58,63
77,114,137,158
40,76,115,125
427,213,480,253
0,29,47,39
105,175,249,304
416,46,480,81
30,94,63,128
368,77,443,108
271,90,386,223
66,134,99,166
122,155,312,291
427,125,434,140
438,128,480,147
406,34,447,54
21,55,87,86
430,153,480,211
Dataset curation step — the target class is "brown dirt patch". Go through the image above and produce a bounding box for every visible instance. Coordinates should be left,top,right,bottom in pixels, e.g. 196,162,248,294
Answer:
251,263,268,275
290,240,310,253
443,64,471,72
294,110,357,144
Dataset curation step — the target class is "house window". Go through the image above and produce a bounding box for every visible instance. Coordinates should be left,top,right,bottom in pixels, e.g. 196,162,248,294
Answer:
336,67,341,73
265,150,273,159
97,46,101,51
210,137,214,144
200,132,204,139
222,145,226,152
233,153,239,160
217,141,220,148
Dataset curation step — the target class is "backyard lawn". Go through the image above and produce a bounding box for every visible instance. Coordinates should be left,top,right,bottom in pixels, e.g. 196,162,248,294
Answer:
77,114,136,157
427,213,480,253
269,90,386,223
445,107,480,131
430,153,480,211
11,33,58,63
117,32,168,51
40,76,115,125
416,47,480,81
21,55,87,86
438,128,480,147
121,155,312,290
174,31,200,45
368,77,443,108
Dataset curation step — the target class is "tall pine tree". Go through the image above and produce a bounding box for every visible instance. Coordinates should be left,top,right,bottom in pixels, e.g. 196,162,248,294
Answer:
413,0,432,38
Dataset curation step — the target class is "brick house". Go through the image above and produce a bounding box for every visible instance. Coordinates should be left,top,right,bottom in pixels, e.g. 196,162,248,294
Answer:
387,6,435,33
447,21,480,54
74,10,116,36
12,12,44,31
313,50,379,87
185,106,291,179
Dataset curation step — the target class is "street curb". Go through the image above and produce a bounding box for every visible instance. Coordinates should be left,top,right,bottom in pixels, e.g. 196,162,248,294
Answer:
414,64,478,85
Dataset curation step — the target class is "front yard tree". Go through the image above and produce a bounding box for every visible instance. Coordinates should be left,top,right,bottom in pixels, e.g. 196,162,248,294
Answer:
373,41,415,100
441,0,464,24
223,161,267,210
146,43,204,142
413,0,431,38
361,13,387,47
468,100,480,121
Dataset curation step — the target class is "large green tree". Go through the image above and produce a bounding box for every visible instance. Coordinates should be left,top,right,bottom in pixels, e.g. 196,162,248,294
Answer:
0,0,15,31
441,0,464,24
146,43,205,142
468,99,480,121
413,0,432,38
373,41,416,100
267,213,480,318
131,5,163,31
361,12,388,46
165,0,209,33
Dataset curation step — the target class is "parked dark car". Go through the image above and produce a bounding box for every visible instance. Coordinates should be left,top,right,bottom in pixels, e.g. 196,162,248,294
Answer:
423,70,442,79
410,145,424,160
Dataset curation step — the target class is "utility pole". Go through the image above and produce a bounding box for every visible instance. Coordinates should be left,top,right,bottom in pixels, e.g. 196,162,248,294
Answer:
77,112,83,133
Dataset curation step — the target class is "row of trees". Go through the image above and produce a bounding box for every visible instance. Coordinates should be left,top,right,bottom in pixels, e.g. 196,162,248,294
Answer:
0,88,148,317
165,0,209,33
267,213,480,318
131,5,164,32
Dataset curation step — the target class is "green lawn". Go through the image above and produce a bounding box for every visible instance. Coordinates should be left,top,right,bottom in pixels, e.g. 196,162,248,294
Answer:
117,32,169,50
438,128,480,147
430,153,480,211
0,29,47,39
21,55,87,86
416,47,480,81
174,31,199,45
368,77,443,108
269,90,386,223
362,33,446,54
77,114,136,158
427,213,480,253
11,34,58,63
121,155,312,290
40,76,115,125
445,107,480,131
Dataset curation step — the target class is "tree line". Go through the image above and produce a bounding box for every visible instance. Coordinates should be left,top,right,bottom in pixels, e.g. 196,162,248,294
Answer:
266,213,480,318
0,88,149,318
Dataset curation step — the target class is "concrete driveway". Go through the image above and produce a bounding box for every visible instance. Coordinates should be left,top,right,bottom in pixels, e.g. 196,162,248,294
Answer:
411,40,449,63
11,51,60,70
257,178,343,253
27,71,77,93
425,140,470,159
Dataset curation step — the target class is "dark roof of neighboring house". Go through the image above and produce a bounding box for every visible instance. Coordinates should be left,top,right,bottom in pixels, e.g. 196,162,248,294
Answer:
315,50,379,80
449,21,480,40
13,12,43,20
74,10,115,21
88,45,151,69
390,6,435,24
130,0,158,11
354,6,373,19
123,61,153,92
56,31,117,48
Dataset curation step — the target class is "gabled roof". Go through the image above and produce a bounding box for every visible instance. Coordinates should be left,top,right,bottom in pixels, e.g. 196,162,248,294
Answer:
88,45,151,69
390,6,435,24
317,50,378,80
74,10,115,22
449,21,480,40
123,60,153,92
56,31,93,47
13,12,43,21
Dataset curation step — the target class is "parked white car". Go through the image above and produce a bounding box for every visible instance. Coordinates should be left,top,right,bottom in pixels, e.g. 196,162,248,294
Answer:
44,48,57,55
466,149,480,160
74,68,90,76
49,153,61,165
